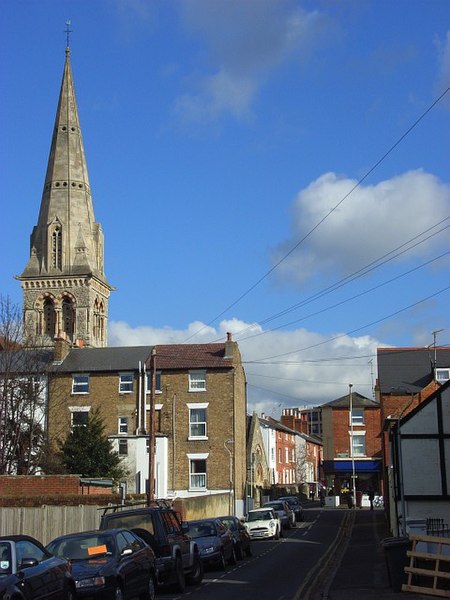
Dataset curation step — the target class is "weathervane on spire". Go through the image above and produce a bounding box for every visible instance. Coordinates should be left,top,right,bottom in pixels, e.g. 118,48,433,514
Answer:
65,20,72,49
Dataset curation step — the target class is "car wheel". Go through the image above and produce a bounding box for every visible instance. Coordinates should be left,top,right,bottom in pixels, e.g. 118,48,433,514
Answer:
217,549,227,571
245,544,252,557
274,527,280,540
228,545,237,566
279,527,284,538
141,573,156,600
114,584,124,600
66,585,76,600
173,555,186,593
235,542,243,560
186,553,204,585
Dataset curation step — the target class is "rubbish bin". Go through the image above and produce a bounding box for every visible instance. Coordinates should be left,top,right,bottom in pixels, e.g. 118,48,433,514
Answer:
381,536,410,592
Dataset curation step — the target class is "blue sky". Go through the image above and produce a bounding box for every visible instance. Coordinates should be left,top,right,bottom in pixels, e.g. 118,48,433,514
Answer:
2,0,449,416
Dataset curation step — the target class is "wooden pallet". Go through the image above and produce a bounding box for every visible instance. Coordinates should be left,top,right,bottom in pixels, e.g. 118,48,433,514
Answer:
402,534,450,597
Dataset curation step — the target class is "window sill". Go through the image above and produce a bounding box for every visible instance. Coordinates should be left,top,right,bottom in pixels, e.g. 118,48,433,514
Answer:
188,436,208,441
71,392,89,395
119,391,133,395
188,389,206,393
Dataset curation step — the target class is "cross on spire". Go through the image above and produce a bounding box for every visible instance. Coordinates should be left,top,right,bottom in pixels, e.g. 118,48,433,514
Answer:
65,20,72,49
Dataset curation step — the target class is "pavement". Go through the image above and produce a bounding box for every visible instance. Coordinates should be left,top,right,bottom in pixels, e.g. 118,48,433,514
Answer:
318,505,431,600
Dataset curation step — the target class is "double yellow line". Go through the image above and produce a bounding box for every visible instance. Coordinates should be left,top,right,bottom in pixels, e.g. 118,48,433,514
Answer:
292,510,355,600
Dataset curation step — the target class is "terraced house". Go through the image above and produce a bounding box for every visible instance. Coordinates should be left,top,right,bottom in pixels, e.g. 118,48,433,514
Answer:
48,333,247,513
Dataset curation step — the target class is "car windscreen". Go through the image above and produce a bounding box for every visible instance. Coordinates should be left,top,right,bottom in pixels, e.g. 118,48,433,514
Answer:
247,511,273,522
102,513,155,536
48,534,114,561
187,521,216,538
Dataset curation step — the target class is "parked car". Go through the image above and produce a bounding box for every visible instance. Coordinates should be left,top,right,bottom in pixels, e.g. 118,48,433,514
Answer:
243,508,282,540
262,500,295,529
99,502,203,592
278,496,304,522
47,528,157,600
0,534,75,600
186,518,236,570
218,515,252,560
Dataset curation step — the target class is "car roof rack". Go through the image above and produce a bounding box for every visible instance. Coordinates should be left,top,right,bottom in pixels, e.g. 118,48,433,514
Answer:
98,498,174,516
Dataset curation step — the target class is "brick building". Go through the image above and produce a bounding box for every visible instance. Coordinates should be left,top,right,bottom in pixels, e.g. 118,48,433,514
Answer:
48,334,247,514
280,410,323,497
260,416,297,486
321,391,382,498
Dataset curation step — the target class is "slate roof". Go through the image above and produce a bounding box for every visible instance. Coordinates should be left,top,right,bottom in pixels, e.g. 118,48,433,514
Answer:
259,416,298,435
0,348,54,373
377,347,450,394
320,392,379,409
54,343,233,373
54,346,153,372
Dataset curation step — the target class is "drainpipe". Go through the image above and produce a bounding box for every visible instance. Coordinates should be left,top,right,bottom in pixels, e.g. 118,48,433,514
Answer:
137,361,142,434
148,348,156,505
172,393,176,494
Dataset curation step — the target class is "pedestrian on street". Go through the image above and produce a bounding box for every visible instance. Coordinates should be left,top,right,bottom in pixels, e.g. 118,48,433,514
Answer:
368,487,375,510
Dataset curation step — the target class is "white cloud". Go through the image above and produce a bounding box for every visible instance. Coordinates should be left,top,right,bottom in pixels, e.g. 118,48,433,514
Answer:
109,317,381,417
175,0,328,122
271,170,450,286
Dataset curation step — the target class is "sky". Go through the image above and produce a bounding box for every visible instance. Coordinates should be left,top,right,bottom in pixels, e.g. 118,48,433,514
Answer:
1,0,449,417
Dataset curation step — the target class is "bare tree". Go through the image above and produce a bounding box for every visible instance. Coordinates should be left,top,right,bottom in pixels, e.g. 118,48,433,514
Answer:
0,296,54,474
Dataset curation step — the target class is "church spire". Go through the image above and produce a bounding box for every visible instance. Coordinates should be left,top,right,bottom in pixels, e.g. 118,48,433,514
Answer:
17,43,113,348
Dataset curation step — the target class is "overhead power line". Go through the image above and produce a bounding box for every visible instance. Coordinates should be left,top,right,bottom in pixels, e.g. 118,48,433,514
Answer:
183,85,450,343
247,285,450,363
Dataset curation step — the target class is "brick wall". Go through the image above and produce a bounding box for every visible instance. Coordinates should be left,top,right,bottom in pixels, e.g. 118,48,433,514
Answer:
0,475,114,499
0,475,80,497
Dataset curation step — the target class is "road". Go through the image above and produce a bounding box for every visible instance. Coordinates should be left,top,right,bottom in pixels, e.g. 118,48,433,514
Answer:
158,507,353,600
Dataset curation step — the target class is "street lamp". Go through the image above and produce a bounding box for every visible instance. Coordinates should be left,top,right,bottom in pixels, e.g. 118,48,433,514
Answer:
349,383,357,508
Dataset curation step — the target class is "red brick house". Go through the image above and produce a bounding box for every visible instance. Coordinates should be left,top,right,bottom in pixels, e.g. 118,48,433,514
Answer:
321,392,382,501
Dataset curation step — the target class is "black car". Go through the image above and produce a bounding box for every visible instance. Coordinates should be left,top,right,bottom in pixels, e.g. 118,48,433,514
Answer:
99,503,203,592
0,534,75,600
46,528,157,600
217,516,252,560
185,519,236,570
278,496,304,522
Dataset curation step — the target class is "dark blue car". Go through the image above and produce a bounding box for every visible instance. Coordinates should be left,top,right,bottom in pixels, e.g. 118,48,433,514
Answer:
0,534,75,600
186,519,236,570
47,529,157,600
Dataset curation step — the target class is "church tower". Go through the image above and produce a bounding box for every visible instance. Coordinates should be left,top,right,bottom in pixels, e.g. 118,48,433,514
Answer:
17,46,114,348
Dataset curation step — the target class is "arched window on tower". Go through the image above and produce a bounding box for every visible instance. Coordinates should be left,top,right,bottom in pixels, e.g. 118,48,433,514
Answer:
43,298,56,338
51,226,62,269
62,297,75,338
99,301,105,342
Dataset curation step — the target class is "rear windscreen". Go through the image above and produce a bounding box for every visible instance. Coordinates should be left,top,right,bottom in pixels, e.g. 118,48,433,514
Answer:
103,513,155,536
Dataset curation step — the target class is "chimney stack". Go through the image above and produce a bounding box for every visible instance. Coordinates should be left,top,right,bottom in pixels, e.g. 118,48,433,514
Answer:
224,332,235,359
54,331,70,361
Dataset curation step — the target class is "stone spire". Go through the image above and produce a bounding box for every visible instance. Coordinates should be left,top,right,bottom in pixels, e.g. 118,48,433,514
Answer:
17,47,114,348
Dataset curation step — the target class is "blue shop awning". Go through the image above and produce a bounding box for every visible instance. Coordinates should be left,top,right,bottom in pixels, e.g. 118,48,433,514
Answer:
322,460,381,474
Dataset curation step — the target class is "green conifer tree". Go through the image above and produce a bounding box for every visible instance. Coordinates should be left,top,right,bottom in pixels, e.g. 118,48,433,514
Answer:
59,407,127,481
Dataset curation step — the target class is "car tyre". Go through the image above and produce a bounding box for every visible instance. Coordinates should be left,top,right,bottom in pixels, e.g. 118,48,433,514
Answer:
279,527,284,538
173,555,186,592
114,584,124,600
245,544,252,557
141,573,156,600
274,527,280,540
235,542,243,560
186,553,203,585
228,545,237,566
218,549,227,571
66,585,76,600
